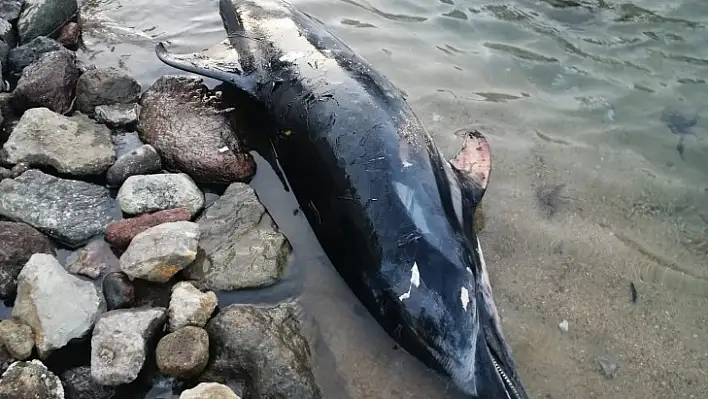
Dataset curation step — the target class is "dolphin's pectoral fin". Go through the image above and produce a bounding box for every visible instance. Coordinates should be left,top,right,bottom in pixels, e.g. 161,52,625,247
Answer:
155,41,257,94
449,129,492,204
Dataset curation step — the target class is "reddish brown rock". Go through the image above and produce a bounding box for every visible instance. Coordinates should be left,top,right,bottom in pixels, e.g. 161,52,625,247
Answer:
0,221,55,299
58,22,81,50
104,207,191,250
138,75,256,184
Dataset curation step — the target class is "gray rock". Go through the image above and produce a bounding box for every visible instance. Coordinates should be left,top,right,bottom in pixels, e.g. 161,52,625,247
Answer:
0,169,120,248
106,144,161,187
60,366,116,399
117,173,204,217
155,326,209,378
0,93,11,119
18,0,77,44
187,183,291,290
75,67,141,114
2,108,115,176
0,347,12,376
65,238,120,279
0,41,8,74
167,282,217,332
112,131,143,158
94,103,140,127
8,36,66,74
0,360,64,399
119,221,200,283
0,166,9,180
102,272,134,311
137,75,255,184
205,303,321,399
90,307,166,386
8,162,28,178
11,50,79,114
0,221,54,299
0,1,23,22
0,320,34,360
12,253,105,359
180,382,240,399
0,19,15,48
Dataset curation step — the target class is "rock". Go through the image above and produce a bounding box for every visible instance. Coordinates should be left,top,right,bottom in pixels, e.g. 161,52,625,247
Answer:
0,169,120,248
0,320,34,360
559,319,569,332
180,382,240,399
101,272,134,311
12,253,105,359
0,167,9,180
0,1,22,22
75,67,141,114
117,173,204,217
2,108,115,176
105,144,161,187
18,0,78,44
168,282,217,332
138,75,255,184
104,207,191,250
0,347,12,375
205,303,321,399
187,183,291,290
8,36,66,74
60,366,116,399
598,356,618,379
8,162,28,178
65,238,120,279
0,360,64,399
120,221,200,283
94,103,140,127
0,19,15,48
0,221,54,299
112,131,143,158
0,93,11,119
90,307,166,386
11,50,79,114
155,326,209,378
57,22,79,49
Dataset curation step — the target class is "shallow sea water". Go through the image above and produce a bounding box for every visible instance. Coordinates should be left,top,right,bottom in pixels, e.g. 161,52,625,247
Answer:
77,0,708,397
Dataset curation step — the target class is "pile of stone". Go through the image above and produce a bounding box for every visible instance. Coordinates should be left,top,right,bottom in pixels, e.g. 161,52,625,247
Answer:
0,1,322,398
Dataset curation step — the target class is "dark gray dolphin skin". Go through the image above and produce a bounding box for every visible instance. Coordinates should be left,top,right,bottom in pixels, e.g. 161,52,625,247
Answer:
155,0,528,397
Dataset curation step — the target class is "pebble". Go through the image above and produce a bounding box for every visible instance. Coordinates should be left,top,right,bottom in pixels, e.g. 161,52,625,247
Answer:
0,359,64,399
11,49,80,114
94,103,140,127
65,238,120,279
117,173,204,217
168,281,217,332
75,67,141,114
106,144,161,187
2,107,116,176
8,36,67,74
180,382,241,399
9,161,29,177
119,221,200,283
101,272,135,311
12,253,105,359
138,75,255,184
90,307,167,386
0,169,121,248
0,221,54,299
60,365,116,399
112,131,144,158
155,326,209,378
598,357,618,379
57,21,80,49
18,0,78,44
187,183,291,290
0,166,10,180
104,207,191,250
559,320,569,332
0,319,34,360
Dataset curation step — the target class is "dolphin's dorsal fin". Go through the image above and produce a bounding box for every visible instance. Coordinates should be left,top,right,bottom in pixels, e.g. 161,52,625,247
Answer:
155,41,257,94
449,129,492,205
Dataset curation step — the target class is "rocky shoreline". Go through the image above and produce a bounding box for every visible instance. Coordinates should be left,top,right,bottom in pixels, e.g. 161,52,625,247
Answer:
0,1,320,398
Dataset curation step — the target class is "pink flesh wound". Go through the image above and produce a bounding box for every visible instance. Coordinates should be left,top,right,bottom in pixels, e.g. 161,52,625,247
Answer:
450,130,491,190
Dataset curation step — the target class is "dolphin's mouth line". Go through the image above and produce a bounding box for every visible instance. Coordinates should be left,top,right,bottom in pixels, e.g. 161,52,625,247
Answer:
489,343,522,399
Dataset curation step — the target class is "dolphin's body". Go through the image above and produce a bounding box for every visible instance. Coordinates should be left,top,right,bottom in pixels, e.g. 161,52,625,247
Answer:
156,1,528,397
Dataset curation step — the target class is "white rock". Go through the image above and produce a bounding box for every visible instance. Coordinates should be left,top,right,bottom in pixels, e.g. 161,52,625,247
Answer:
119,221,200,283
559,319,569,332
11,253,105,359
180,382,240,399
168,282,217,332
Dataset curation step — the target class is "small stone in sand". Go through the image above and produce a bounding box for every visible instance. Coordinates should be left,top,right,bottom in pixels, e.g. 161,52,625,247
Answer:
558,320,569,332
